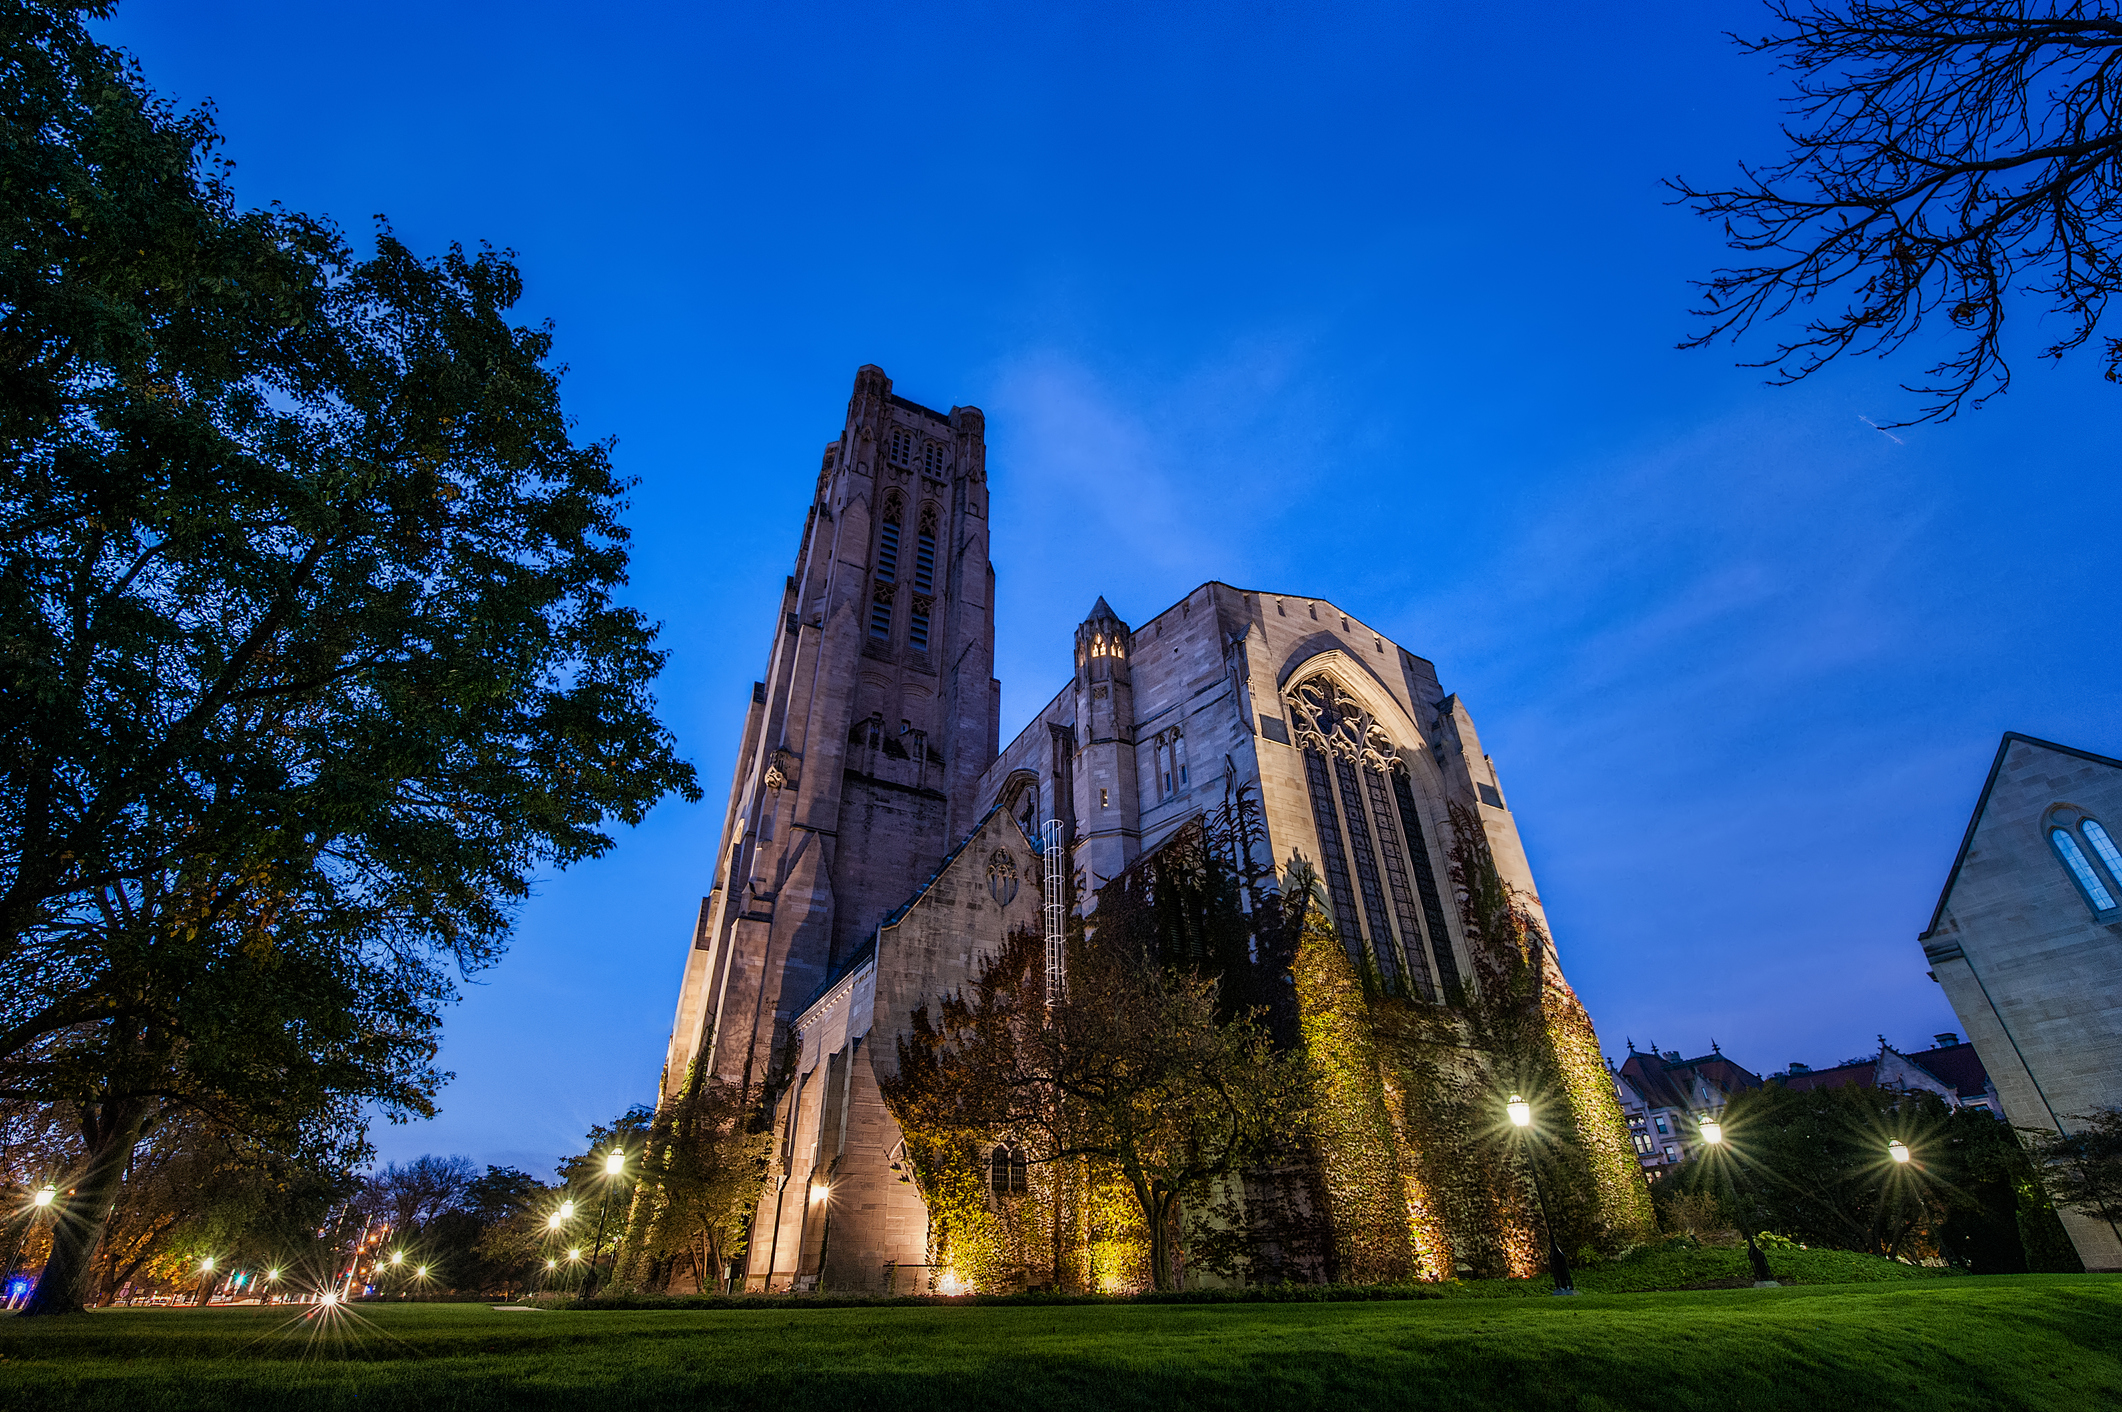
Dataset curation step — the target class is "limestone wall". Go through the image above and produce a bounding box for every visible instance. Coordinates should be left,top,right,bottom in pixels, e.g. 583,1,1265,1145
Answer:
1923,734,2122,1270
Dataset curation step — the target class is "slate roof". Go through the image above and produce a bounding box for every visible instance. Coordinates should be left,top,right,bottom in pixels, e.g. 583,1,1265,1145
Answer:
1782,1062,1878,1094
1905,1042,1993,1100
1617,1051,1763,1110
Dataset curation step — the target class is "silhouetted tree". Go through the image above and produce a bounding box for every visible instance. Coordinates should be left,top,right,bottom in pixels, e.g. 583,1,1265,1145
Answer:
1675,1,2122,421
2025,1106,2122,1239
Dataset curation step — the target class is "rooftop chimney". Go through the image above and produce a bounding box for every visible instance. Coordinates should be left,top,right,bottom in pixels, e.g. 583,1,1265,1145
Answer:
1789,1062,1812,1074
1933,1032,1960,1047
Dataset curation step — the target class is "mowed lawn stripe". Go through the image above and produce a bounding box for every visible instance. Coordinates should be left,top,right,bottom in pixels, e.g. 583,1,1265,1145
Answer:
1,1276,2115,1411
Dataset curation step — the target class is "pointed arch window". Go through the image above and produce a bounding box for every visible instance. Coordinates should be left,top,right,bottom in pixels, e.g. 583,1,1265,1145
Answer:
869,588,893,640
1286,673,1461,1002
2053,821,2120,916
877,497,902,583
914,509,937,594
2081,819,2122,888
909,599,931,653
989,1143,1027,1196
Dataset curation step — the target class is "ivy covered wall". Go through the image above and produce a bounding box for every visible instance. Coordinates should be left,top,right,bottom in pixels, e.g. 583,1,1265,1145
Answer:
879,795,1652,1292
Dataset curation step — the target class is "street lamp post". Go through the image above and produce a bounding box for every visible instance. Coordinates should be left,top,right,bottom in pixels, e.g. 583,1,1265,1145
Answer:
2,1184,59,1307
584,1150,627,1299
1696,1115,1776,1287
1506,1094,1576,1296
1878,1137,1916,1258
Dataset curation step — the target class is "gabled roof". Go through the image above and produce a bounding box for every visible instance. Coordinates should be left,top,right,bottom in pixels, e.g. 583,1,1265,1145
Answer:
1904,1042,1992,1100
1781,1061,1878,1094
1617,1050,1763,1111
1920,732,2122,940
791,803,1036,1023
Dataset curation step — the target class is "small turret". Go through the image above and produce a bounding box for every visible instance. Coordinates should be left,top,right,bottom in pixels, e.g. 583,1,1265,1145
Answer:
1071,597,1140,893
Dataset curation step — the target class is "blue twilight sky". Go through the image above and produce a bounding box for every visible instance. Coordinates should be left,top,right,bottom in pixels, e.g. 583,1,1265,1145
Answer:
101,1,2119,1178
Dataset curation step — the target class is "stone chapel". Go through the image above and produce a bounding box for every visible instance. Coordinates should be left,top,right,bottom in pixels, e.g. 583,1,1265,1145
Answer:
656,366,1648,1293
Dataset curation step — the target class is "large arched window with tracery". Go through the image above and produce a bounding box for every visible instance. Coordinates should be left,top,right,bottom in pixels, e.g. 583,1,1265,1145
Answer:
1285,675,1461,1001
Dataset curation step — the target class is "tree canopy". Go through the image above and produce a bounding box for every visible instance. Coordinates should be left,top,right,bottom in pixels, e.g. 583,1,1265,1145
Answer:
1675,0,2122,421
0,0,697,1314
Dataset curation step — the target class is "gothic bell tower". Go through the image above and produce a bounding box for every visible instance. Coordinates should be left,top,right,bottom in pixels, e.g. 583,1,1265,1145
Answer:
1070,597,1140,891
660,366,1002,1101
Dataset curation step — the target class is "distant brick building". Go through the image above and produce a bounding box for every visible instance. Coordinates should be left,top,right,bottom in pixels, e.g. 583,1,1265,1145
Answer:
1611,1046,1762,1180
1771,1035,2001,1115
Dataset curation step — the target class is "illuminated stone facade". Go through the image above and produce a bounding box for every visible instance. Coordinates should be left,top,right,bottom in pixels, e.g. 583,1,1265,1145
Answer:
1921,733,2122,1272
659,366,1645,1292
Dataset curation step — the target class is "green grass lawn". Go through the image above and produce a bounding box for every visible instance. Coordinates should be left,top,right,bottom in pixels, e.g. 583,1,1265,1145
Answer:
3,1275,2116,1411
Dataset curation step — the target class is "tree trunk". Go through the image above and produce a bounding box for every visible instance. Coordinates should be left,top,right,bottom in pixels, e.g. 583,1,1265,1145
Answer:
21,1098,151,1317
1129,1174,1173,1292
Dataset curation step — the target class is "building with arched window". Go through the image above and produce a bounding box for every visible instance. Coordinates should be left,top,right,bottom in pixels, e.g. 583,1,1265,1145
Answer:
657,366,1648,1295
1921,733,2122,1271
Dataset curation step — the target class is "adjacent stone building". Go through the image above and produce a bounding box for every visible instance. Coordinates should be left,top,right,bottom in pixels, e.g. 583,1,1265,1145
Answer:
656,367,1650,1293
1920,733,2122,1271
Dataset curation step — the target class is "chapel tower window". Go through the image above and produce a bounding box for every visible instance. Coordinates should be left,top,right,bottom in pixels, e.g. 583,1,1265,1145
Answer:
914,509,937,594
877,495,903,582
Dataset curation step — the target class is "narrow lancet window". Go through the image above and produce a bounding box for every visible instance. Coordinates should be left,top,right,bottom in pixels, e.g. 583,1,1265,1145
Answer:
1302,747,1367,971
1392,768,1462,998
870,591,892,640
2081,819,2122,890
878,521,900,582
877,496,902,584
2053,827,2119,913
912,528,937,594
1333,751,1403,992
909,605,930,652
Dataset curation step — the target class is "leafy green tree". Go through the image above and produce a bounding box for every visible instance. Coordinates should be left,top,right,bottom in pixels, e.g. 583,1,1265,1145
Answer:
85,1110,353,1303
887,926,1310,1292
0,2,697,1314
617,1071,770,1293
1674,1,2122,422
465,1165,545,1226
1666,1083,1959,1258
